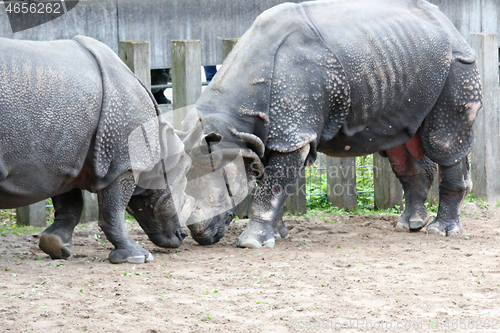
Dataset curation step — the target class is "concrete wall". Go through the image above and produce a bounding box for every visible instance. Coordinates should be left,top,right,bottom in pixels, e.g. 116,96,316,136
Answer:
0,0,498,67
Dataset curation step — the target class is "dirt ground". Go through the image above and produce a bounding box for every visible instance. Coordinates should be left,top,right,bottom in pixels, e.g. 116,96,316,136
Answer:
1,202,499,333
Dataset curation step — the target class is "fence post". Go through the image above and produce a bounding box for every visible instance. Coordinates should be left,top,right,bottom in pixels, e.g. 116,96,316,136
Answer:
171,40,202,129
327,156,357,211
115,40,154,225
221,38,239,60
118,40,151,90
17,201,46,227
373,154,403,209
80,191,99,223
469,33,500,203
285,166,307,215
426,174,440,206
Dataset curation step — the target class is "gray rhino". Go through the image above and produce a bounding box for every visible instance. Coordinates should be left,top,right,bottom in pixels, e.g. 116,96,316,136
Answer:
188,0,482,248
0,36,191,263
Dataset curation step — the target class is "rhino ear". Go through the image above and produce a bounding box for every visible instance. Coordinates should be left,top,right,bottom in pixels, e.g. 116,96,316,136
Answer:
198,132,222,156
203,132,222,145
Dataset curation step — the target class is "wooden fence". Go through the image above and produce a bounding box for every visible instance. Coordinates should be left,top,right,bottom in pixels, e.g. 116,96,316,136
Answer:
15,32,500,225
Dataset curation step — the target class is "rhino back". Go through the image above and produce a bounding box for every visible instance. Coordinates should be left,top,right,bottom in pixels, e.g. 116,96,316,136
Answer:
302,0,456,155
0,37,102,207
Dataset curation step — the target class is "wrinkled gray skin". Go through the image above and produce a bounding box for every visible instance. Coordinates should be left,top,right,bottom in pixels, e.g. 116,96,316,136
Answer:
0,36,189,263
189,0,482,248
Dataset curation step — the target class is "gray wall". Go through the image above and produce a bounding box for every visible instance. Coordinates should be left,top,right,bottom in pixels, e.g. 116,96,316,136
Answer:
0,0,498,68
429,0,500,47
0,0,301,68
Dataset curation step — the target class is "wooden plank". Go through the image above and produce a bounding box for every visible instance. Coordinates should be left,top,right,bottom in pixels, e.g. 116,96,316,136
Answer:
221,38,239,60
426,173,440,206
171,39,202,129
16,201,46,227
80,191,99,223
469,33,500,202
119,40,151,90
373,154,403,210
285,167,307,215
326,156,357,211
237,187,254,219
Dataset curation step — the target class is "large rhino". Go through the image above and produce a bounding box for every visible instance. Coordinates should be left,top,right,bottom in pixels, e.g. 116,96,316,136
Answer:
188,0,482,248
0,36,191,263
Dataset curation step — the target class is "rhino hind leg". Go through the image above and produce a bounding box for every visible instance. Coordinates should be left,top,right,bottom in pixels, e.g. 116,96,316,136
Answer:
98,172,153,264
384,148,437,232
39,189,83,259
427,158,470,236
237,150,303,248
419,58,481,236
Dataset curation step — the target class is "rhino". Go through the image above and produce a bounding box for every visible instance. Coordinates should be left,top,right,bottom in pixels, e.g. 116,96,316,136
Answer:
0,36,191,263
187,0,482,248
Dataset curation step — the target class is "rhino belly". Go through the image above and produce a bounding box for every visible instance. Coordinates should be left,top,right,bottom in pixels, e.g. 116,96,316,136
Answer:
318,121,415,157
0,38,102,208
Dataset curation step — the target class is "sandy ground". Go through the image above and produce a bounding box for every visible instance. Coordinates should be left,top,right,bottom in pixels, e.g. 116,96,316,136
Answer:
1,202,499,333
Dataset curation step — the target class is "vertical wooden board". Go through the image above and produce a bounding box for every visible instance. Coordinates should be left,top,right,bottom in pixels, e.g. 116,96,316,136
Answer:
342,157,358,211
426,172,440,206
17,201,46,227
326,156,357,211
80,191,99,223
326,156,343,208
469,33,500,202
221,38,239,60
285,167,307,215
237,190,254,219
171,39,202,129
119,40,151,90
373,154,403,210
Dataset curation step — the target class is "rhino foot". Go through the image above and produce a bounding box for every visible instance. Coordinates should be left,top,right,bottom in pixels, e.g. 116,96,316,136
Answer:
395,201,430,233
39,233,72,260
395,213,429,232
108,247,153,264
273,218,289,239
426,218,463,237
236,223,275,249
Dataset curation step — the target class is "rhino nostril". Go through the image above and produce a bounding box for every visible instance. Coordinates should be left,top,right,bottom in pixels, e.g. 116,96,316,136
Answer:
177,229,187,240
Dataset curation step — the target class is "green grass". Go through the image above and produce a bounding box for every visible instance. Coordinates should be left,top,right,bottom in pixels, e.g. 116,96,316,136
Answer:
303,154,489,217
301,205,402,219
0,209,45,235
0,200,54,236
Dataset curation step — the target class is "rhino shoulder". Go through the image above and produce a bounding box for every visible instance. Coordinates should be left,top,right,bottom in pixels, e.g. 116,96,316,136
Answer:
73,36,159,190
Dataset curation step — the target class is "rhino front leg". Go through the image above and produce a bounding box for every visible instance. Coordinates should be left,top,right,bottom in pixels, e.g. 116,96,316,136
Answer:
426,158,471,236
237,149,303,248
39,189,83,259
98,172,153,264
273,205,289,239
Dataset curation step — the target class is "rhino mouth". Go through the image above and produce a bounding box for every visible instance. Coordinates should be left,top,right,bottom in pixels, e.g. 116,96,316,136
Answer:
147,226,187,248
187,207,236,245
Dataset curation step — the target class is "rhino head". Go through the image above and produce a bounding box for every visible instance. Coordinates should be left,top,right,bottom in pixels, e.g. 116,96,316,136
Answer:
176,107,264,246
126,113,194,248
127,187,190,248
